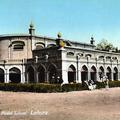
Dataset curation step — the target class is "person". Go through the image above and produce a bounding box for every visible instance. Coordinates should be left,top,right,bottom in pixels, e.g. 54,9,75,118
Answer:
84,80,96,90
105,76,109,89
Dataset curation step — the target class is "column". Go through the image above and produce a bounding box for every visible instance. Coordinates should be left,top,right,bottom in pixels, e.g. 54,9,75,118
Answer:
88,68,91,81
78,70,81,83
61,48,68,84
36,72,39,83
21,64,25,83
26,73,29,83
5,69,9,83
62,70,68,84
111,71,113,81
87,56,90,81
96,70,100,81
45,71,48,83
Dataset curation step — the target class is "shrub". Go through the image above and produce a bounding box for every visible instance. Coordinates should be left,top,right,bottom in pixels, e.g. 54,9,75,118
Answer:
0,83,62,93
33,83,62,93
62,83,88,92
96,81,106,89
108,80,120,88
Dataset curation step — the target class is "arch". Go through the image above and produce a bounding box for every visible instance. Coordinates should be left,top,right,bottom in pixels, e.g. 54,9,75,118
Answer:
0,68,4,83
37,65,46,83
90,66,96,82
47,44,56,48
67,52,74,56
106,67,112,80
35,42,45,49
99,56,104,59
68,65,76,83
85,54,92,58
27,66,35,83
11,41,25,46
35,42,45,46
112,57,117,60
48,64,57,84
9,67,21,83
98,66,104,80
113,67,118,80
10,41,25,50
81,65,88,83
106,56,111,59
36,45,44,49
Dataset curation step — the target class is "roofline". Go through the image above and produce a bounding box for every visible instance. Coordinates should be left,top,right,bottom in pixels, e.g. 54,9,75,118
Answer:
65,46,120,55
0,33,95,47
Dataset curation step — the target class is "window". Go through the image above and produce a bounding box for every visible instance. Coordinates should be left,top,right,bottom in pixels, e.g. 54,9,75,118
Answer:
106,56,111,59
14,44,24,50
67,52,74,56
99,56,104,59
47,44,56,48
10,41,25,51
35,42,45,49
85,54,92,58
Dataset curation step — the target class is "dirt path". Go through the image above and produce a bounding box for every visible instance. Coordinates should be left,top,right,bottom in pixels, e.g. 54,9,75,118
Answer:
0,88,120,120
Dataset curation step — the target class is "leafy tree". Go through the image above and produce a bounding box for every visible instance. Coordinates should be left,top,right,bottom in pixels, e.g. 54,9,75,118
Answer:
96,39,115,51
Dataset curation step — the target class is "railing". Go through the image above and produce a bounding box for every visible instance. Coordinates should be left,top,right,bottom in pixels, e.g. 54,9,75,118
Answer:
0,59,23,65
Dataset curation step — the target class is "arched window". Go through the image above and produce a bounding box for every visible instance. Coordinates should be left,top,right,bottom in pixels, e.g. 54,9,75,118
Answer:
38,65,45,83
90,66,96,82
35,42,45,49
9,67,21,83
85,54,92,58
68,65,76,83
112,57,117,60
48,65,57,84
113,67,118,80
98,66,104,80
47,44,56,48
67,52,74,56
10,41,25,50
27,66,35,83
81,65,88,82
0,68,4,83
106,67,112,80
106,56,111,59
99,56,104,59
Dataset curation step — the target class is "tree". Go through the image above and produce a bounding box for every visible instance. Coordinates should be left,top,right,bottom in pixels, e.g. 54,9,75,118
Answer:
96,39,115,51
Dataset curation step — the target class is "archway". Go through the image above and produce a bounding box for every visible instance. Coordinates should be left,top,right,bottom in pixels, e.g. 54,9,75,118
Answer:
81,65,88,83
48,65,57,84
106,67,111,80
90,66,96,82
0,68,4,83
38,65,45,83
68,65,76,83
9,67,21,83
27,66,35,83
113,67,118,80
98,66,104,80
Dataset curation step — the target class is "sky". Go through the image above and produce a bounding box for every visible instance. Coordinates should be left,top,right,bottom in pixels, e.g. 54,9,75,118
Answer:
0,0,120,48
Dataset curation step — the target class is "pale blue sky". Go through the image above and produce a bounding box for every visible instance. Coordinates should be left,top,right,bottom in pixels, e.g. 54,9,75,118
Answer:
0,0,120,47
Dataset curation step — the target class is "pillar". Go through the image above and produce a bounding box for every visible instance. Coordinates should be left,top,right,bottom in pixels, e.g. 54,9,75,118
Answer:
36,72,39,83
62,70,68,84
88,69,91,81
111,71,113,81
5,69,9,83
78,70,81,83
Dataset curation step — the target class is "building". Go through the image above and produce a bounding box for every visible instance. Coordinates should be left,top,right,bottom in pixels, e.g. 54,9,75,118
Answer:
0,23,119,84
